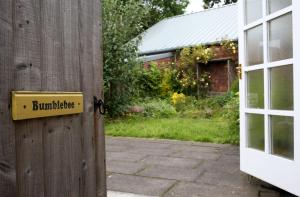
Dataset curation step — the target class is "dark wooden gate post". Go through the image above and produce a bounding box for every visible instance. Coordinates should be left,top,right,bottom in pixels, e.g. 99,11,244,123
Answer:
0,0,106,196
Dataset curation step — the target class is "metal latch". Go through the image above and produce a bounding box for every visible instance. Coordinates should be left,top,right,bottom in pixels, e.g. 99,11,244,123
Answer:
94,96,106,115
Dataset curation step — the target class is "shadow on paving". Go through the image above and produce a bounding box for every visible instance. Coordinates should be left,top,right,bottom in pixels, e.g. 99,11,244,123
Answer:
106,137,296,197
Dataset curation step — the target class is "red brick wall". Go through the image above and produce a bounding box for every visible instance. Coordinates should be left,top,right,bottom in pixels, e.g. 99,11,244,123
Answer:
144,57,174,68
143,44,238,93
211,45,238,61
202,61,229,92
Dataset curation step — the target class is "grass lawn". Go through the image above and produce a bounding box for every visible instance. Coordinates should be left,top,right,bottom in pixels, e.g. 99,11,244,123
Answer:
105,117,239,145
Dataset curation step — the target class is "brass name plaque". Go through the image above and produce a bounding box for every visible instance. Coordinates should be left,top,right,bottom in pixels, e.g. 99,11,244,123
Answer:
12,91,83,120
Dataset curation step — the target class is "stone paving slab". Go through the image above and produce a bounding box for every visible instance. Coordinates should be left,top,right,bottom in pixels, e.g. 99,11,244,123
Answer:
196,171,247,188
196,155,240,176
108,191,157,197
106,145,130,152
107,160,145,175
106,136,229,148
141,155,201,169
107,152,147,163
220,145,240,156
207,155,240,174
172,150,221,160
163,182,258,197
106,137,295,197
128,142,172,149
106,137,171,149
137,165,204,182
168,144,221,153
107,173,176,196
127,147,176,157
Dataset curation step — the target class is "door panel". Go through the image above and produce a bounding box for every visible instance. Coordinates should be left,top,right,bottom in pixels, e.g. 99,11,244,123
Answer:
246,25,264,66
239,0,300,195
245,0,263,24
268,13,293,62
246,113,265,151
270,115,294,159
270,65,293,110
268,0,292,14
246,70,264,109
0,0,106,196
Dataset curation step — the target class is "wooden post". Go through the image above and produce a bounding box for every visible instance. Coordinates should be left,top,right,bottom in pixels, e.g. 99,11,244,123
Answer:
196,63,199,99
227,59,231,91
0,0,106,197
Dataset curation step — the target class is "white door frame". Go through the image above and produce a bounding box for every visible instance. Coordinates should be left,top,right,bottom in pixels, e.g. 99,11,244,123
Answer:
239,1,300,196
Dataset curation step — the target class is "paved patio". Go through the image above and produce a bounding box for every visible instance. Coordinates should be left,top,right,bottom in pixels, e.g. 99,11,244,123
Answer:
106,137,294,197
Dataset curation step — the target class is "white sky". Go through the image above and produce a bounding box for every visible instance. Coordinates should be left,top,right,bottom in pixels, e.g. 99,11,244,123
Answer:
185,0,204,14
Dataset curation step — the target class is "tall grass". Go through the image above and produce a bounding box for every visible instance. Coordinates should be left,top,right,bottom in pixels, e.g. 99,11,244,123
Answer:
105,117,239,145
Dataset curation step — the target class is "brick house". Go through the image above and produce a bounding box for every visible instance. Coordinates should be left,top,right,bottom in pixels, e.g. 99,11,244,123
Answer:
138,4,238,93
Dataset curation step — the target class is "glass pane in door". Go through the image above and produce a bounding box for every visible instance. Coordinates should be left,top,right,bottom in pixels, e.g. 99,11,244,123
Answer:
247,70,264,109
247,114,265,151
271,116,294,159
246,25,263,66
245,0,262,24
270,65,293,110
268,0,292,14
269,13,293,62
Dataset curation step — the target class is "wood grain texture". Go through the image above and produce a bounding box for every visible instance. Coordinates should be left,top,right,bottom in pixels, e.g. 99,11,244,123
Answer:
0,1,12,23
0,0,106,196
41,1,78,196
13,1,44,196
0,1,16,197
93,0,107,196
78,0,97,196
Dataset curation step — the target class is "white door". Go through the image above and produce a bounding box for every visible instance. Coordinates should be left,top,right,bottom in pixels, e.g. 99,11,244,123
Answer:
239,0,300,196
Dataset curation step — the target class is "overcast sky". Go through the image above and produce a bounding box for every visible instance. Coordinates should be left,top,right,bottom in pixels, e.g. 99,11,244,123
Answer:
185,0,204,14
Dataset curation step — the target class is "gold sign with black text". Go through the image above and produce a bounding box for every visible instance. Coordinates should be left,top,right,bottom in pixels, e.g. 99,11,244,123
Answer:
12,91,83,120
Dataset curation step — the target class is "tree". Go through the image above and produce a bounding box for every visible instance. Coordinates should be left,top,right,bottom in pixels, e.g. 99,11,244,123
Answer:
103,0,148,117
144,0,189,28
203,0,238,9
102,0,189,117
121,0,189,29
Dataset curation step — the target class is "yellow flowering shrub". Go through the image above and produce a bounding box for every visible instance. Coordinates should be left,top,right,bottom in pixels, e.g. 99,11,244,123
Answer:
179,45,214,68
160,67,175,97
220,39,238,54
171,93,187,111
177,45,213,97
171,92,186,105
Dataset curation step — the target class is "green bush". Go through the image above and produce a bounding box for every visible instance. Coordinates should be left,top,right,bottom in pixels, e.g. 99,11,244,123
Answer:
169,94,218,118
210,92,235,107
103,0,148,117
223,93,240,133
137,99,177,118
180,108,213,119
136,63,162,98
230,78,239,93
160,66,180,97
193,98,221,118
134,63,182,99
